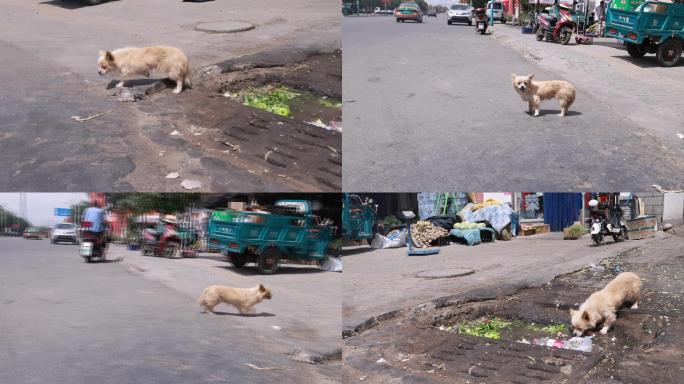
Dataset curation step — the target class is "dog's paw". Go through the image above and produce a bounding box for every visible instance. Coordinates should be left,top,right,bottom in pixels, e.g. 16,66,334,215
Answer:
116,82,124,88
631,302,638,309
599,327,609,335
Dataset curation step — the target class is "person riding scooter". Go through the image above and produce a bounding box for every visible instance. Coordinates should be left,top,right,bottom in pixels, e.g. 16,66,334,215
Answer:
473,7,489,34
80,200,108,260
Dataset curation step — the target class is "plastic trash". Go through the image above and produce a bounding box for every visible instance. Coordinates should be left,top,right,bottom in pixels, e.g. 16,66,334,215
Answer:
321,257,343,272
532,336,592,352
588,263,605,275
370,229,407,249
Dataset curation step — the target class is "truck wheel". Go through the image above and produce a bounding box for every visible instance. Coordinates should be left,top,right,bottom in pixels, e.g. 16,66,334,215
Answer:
257,248,280,275
626,42,648,58
656,39,682,67
230,253,249,268
165,243,181,259
561,31,572,45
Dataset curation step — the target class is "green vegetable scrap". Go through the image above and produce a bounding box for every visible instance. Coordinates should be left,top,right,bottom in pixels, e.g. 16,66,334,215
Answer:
458,318,511,340
242,87,300,117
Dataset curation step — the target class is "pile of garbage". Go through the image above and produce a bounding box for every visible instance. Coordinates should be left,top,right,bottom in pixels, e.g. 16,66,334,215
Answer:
411,221,448,248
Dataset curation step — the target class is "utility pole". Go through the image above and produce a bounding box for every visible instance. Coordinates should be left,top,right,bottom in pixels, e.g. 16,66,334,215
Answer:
19,193,27,222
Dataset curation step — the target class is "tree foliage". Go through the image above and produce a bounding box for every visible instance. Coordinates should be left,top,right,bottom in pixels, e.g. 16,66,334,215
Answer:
0,206,31,233
107,193,201,215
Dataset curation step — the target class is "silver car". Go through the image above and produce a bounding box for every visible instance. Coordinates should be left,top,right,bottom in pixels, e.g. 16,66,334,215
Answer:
51,223,79,244
447,4,472,25
485,1,507,24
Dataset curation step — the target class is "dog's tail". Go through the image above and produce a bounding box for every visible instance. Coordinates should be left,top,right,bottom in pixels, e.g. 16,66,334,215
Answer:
197,288,206,305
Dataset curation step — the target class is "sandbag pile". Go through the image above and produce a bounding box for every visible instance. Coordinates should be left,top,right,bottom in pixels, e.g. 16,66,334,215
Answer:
411,221,448,248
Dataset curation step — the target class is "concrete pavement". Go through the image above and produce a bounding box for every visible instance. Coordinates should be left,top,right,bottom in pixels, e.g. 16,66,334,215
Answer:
0,0,341,191
0,237,341,384
342,14,684,192
109,245,341,359
342,231,662,333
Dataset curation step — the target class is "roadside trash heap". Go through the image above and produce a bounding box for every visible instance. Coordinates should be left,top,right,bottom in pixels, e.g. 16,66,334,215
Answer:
370,200,518,249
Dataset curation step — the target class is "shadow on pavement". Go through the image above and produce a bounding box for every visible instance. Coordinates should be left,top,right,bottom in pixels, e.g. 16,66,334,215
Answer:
341,247,374,257
613,55,682,68
205,311,276,317
214,265,325,275
39,0,120,10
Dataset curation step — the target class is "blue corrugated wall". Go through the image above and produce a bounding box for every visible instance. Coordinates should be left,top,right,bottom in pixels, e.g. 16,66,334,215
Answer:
544,193,583,232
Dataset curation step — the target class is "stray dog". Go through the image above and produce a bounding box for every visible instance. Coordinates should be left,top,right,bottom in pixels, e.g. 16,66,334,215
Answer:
511,73,576,117
97,46,191,94
570,272,641,336
198,283,272,315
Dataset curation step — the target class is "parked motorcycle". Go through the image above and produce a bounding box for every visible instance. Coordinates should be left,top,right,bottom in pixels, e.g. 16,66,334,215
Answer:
588,198,627,246
535,3,575,45
473,8,489,35
79,221,107,263
141,217,182,258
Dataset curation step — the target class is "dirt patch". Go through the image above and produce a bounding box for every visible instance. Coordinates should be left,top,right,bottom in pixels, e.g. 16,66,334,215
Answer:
344,233,684,383
120,49,341,192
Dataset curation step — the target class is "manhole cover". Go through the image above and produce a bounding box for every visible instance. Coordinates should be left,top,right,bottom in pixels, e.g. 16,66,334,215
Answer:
415,268,474,279
194,21,255,34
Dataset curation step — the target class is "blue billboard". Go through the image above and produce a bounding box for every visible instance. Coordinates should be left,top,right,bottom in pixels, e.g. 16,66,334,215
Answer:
54,208,72,217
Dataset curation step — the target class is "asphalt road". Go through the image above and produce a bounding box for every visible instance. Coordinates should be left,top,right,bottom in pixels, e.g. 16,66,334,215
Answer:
342,15,684,191
0,0,340,191
0,237,339,384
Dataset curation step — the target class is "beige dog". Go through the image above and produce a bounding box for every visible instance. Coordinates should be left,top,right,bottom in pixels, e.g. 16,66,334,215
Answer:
198,283,272,315
570,272,641,336
512,74,576,117
97,45,191,94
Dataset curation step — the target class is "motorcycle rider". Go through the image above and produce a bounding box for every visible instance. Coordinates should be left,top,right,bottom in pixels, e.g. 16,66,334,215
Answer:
81,200,107,255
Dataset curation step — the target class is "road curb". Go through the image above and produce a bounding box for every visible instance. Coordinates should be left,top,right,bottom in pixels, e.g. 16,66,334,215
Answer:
343,235,663,338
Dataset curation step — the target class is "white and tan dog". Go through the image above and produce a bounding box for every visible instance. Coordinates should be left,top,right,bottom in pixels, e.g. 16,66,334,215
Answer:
570,272,641,336
98,45,191,94
198,283,272,315
512,73,576,117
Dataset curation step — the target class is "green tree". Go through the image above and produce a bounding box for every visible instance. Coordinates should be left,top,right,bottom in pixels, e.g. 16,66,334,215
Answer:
0,206,31,234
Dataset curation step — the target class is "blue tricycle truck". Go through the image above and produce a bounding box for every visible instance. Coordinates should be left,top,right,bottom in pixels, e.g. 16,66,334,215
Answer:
207,200,335,274
606,1,684,67
342,193,377,245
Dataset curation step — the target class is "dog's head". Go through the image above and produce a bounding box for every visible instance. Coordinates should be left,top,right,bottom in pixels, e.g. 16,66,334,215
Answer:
97,50,116,76
511,73,534,93
570,308,599,336
258,283,272,300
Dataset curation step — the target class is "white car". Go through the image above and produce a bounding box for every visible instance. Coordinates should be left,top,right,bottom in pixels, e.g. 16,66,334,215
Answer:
51,223,79,244
485,1,507,23
447,4,472,25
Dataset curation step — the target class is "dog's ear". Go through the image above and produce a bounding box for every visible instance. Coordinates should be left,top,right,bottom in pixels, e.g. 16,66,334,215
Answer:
258,283,266,292
105,51,114,62
511,74,517,81
569,308,577,317
581,311,590,322
527,73,534,80
99,50,106,57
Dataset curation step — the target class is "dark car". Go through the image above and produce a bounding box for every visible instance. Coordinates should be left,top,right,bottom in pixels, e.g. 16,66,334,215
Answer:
428,10,437,17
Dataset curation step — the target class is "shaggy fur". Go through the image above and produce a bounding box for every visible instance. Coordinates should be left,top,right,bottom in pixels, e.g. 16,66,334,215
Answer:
197,283,272,315
97,45,191,94
570,272,641,336
512,73,576,117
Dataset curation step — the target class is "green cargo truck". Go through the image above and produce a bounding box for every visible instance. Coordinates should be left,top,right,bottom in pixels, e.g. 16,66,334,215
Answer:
207,201,334,274
606,1,684,67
